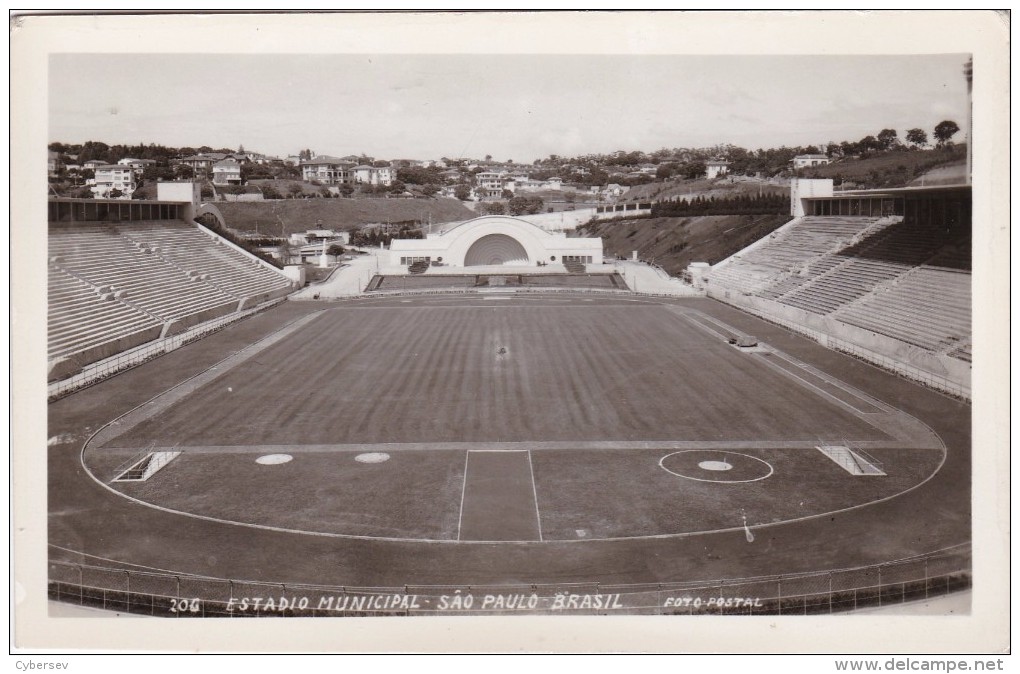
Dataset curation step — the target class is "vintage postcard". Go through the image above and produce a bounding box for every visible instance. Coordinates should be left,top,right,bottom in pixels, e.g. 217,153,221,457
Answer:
11,10,1010,656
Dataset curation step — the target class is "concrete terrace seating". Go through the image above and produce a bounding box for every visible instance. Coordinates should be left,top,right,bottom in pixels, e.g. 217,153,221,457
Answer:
835,266,971,357
48,220,295,378
48,266,161,359
117,222,293,301
776,219,968,317
50,224,237,322
710,217,883,295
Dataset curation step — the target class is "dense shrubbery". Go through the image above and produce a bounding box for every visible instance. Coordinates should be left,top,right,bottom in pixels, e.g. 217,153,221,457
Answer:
651,193,787,217
349,226,423,248
196,215,284,269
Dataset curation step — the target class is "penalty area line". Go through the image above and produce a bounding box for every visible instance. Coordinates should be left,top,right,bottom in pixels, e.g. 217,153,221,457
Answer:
527,450,543,542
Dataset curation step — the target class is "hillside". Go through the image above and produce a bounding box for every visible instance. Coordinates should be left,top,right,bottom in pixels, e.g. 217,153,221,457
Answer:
908,161,967,186
620,178,789,204
799,145,966,188
213,198,475,235
580,213,792,276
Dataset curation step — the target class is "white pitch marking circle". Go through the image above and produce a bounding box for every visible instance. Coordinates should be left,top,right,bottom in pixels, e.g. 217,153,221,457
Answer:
256,454,293,465
659,450,774,483
355,452,391,464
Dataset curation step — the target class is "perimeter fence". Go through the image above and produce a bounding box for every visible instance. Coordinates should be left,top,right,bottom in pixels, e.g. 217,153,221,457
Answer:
48,543,970,618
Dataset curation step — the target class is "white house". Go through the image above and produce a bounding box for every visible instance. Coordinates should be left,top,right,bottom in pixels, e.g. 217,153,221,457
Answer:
301,156,353,185
117,158,157,175
352,165,394,187
212,159,243,186
90,165,136,198
792,154,831,169
706,159,730,180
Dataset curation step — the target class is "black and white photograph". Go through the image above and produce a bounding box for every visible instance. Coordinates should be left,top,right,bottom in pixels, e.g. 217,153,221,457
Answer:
11,10,1010,657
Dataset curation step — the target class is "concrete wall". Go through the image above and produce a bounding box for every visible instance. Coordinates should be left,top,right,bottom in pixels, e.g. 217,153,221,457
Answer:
157,181,201,221
706,286,970,398
48,324,165,382
282,264,307,286
790,178,834,217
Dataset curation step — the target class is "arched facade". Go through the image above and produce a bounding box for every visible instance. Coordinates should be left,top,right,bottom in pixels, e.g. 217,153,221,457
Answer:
389,216,603,268
194,203,227,229
464,233,530,266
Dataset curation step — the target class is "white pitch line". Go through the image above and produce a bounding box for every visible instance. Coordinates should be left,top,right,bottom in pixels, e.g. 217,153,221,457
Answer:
456,450,470,542
527,450,543,542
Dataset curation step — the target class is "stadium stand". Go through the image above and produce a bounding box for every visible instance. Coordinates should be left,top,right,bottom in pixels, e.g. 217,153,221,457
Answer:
708,205,972,375
708,216,887,295
48,216,296,380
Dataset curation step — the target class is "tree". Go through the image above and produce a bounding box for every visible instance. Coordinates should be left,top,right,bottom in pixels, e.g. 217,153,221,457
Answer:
388,180,406,195
507,196,530,216
326,244,345,256
454,184,472,201
933,120,960,146
877,129,899,150
260,183,283,199
906,128,928,148
857,135,881,152
656,163,677,180
482,202,506,215
175,164,195,180
142,165,174,182
681,160,706,180
287,183,304,198
108,188,124,199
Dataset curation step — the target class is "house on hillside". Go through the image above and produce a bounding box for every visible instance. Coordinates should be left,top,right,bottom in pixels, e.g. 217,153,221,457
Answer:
179,153,230,177
89,165,136,198
48,151,63,177
301,156,354,185
477,171,509,193
706,159,730,180
352,165,394,187
792,154,831,169
82,159,107,171
212,159,243,186
117,158,158,176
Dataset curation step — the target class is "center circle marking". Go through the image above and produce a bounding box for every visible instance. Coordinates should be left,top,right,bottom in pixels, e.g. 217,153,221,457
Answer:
659,450,774,483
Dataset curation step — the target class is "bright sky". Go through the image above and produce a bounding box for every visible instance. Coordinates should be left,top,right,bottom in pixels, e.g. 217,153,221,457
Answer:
49,53,969,162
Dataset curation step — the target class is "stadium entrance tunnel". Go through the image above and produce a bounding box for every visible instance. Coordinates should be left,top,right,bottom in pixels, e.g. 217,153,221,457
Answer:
465,234,530,266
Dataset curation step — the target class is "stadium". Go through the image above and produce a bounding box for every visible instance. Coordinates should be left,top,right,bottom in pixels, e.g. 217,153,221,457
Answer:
45,178,972,618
